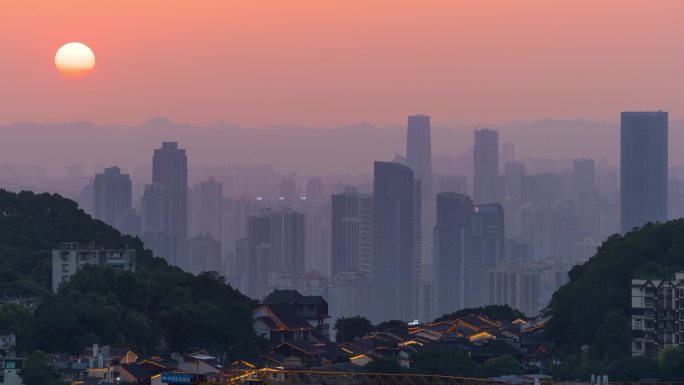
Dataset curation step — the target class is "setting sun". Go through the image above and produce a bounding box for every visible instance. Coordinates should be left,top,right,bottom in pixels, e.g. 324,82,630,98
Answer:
54,42,95,78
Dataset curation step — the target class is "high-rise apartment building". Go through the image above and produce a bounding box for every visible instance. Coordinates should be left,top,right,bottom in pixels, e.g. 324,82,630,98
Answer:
621,111,668,233
331,187,373,278
372,161,417,322
433,192,473,316
473,129,500,204
406,114,433,202
93,166,132,226
152,142,188,268
189,176,224,239
467,203,505,308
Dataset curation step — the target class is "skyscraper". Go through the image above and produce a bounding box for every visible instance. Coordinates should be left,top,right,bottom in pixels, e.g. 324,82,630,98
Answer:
246,213,272,299
152,142,188,268
188,233,222,275
93,166,132,226
473,129,500,204
189,176,224,239
433,192,472,316
468,203,505,308
620,111,668,233
406,114,432,201
269,208,306,274
141,182,168,259
331,187,373,278
372,161,416,322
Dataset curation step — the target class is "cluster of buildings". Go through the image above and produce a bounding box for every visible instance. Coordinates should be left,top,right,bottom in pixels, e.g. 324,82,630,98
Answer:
251,290,550,372
30,110,670,327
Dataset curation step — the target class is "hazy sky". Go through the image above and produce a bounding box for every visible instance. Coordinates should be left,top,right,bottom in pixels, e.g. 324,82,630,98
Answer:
1,0,683,127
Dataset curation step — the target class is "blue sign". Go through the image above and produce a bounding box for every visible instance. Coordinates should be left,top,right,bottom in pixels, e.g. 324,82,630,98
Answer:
161,373,195,384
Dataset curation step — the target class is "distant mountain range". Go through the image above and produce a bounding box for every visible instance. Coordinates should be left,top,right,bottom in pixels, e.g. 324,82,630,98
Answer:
1,117,682,175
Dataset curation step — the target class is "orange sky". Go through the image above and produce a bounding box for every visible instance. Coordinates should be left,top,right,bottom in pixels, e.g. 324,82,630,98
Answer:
1,0,683,127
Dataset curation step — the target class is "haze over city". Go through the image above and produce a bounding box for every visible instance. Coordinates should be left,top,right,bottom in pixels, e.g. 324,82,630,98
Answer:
2,1,684,384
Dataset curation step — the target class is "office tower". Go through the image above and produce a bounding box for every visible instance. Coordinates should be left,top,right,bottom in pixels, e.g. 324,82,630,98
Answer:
297,197,331,276
306,177,324,200
372,161,416,322
573,159,596,199
152,142,188,268
188,234,222,275
140,183,168,259
621,111,668,233
189,176,223,239
433,192,472,316
406,115,433,202
246,213,272,299
473,129,500,204
467,203,505,308
504,162,526,201
501,142,515,165
269,208,306,274
114,208,141,238
93,166,132,226
487,264,541,316
331,187,373,278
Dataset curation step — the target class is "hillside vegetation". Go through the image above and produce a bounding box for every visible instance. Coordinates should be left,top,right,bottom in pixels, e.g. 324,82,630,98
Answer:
0,190,260,357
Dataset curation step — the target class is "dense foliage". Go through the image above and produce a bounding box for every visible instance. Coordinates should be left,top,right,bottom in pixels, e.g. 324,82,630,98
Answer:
19,351,65,385
544,220,684,379
483,355,523,377
0,190,260,358
409,347,483,377
334,316,373,342
434,305,526,323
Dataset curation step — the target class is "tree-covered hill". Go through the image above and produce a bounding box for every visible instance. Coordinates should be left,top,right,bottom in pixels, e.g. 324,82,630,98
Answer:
545,220,684,363
0,189,260,358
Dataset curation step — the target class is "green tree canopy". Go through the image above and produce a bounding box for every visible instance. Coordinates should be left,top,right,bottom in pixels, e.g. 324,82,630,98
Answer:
604,356,660,382
545,220,684,360
0,190,260,358
363,358,404,374
334,316,373,342
483,355,523,377
410,347,483,377
20,351,65,385
435,305,526,323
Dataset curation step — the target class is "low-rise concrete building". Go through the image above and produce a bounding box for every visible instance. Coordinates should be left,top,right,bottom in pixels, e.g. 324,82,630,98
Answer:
52,242,136,293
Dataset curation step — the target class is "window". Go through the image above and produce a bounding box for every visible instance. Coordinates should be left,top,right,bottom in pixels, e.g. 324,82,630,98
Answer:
61,275,69,283
635,319,643,330
61,264,69,272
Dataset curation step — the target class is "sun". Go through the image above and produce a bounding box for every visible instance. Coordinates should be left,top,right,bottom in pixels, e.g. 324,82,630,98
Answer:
55,42,95,78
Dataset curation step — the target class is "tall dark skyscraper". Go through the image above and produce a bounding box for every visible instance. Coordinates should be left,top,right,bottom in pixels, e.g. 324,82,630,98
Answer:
269,208,306,274
372,161,416,322
93,166,132,226
473,128,500,204
433,192,473,316
246,213,271,299
331,187,373,278
152,142,188,269
468,203,505,308
406,114,432,202
620,111,668,233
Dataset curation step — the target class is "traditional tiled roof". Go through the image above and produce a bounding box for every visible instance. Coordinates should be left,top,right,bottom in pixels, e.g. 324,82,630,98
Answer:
263,290,301,305
256,304,313,331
